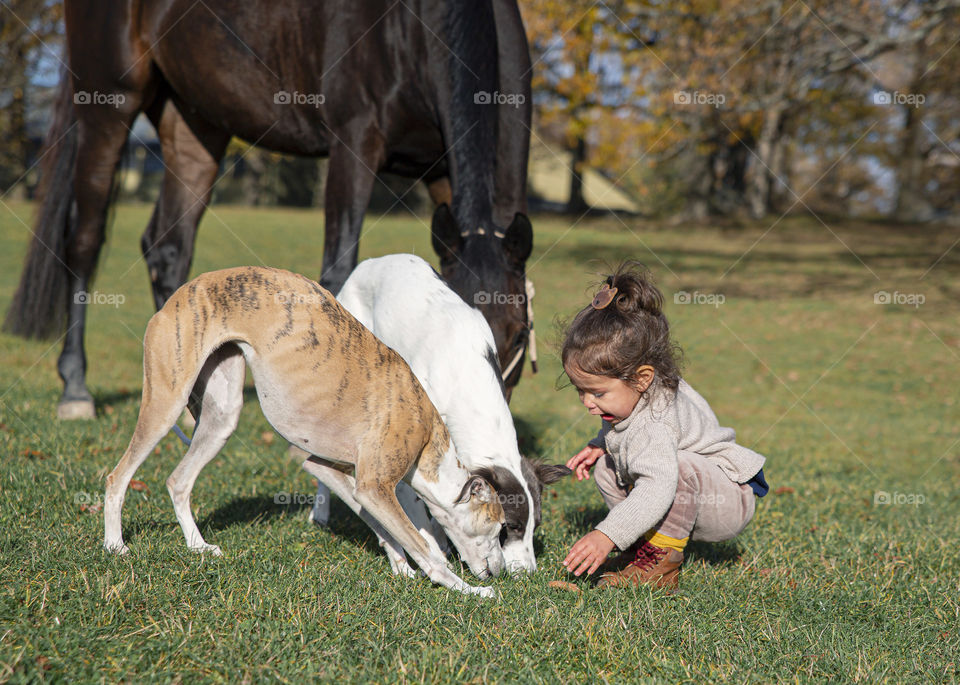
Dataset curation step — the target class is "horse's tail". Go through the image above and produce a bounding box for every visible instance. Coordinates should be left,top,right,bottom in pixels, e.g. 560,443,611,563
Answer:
3,65,78,339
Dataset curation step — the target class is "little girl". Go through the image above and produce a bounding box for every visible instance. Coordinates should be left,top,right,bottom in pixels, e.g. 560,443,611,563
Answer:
561,264,768,589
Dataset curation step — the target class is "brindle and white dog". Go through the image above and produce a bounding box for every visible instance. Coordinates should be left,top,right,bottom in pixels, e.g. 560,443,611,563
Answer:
103,266,505,597
323,254,569,575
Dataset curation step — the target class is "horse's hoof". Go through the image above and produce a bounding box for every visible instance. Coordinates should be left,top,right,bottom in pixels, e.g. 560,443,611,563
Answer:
58,399,96,420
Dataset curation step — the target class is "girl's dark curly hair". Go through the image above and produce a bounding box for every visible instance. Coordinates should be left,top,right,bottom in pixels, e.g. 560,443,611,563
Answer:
561,262,682,393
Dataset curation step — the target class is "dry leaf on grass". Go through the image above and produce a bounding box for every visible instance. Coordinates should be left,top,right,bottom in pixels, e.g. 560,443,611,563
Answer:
548,580,580,593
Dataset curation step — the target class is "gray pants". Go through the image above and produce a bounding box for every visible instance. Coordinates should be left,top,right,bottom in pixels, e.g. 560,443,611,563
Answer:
594,451,756,543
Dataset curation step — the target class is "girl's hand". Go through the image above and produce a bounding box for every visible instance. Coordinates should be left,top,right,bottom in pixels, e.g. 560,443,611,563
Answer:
563,530,616,577
566,445,605,481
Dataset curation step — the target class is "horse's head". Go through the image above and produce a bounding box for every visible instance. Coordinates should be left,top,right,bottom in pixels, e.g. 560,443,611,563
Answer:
431,204,533,396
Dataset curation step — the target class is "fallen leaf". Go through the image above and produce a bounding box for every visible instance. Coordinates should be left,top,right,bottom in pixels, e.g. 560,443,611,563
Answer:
774,486,795,495
129,480,149,494
260,431,275,445
21,449,50,460
548,580,580,593
36,656,51,671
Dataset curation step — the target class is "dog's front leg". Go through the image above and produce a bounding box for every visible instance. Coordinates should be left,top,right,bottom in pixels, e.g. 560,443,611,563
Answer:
396,482,450,557
352,464,495,598
302,457,418,578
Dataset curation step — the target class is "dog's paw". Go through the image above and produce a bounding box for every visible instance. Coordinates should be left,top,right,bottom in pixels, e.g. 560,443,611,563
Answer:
191,543,222,556
104,541,130,556
474,585,497,599
387,555,418,578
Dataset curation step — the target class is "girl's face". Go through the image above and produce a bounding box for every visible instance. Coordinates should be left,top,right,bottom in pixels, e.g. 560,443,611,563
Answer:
565,364,646,424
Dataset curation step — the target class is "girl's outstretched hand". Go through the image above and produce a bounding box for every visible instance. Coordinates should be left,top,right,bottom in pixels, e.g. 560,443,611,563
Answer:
566,445,605,481
563,530,616,577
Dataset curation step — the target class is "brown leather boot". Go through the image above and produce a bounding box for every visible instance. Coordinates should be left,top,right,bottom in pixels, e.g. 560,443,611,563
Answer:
597,540,683,589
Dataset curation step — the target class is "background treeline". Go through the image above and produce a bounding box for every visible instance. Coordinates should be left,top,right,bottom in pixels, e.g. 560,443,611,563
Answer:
2,0,959,220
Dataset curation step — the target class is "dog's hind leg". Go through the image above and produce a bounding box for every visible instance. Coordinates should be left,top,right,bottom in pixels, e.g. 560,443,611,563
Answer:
104,346,193,554
165,344,245,555
302,457,419,578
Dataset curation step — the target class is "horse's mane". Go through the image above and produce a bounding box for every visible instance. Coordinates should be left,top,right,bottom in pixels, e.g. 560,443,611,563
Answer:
445,0,498,229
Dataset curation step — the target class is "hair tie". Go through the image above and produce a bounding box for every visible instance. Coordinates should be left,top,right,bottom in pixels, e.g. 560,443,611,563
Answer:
591,284,618,309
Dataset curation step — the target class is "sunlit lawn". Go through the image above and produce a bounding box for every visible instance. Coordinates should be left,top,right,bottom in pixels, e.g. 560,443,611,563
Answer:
1,200,958,682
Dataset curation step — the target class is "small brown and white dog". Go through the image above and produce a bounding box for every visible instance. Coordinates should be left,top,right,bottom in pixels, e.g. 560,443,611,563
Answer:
103,266,506,597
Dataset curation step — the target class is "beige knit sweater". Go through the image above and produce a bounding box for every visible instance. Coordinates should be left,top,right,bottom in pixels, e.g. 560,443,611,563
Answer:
588,379,766,550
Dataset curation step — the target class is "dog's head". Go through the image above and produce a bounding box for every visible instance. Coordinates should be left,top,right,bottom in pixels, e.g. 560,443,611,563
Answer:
467,461,571,575
430,473,506,580
500,458,570,573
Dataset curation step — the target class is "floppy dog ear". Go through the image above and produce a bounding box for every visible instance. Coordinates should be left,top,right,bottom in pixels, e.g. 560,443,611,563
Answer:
535,463,571,486
456,475,496,504
431,204,463,264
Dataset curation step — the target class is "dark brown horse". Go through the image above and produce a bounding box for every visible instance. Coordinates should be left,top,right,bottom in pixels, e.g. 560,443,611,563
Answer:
5,0,534,418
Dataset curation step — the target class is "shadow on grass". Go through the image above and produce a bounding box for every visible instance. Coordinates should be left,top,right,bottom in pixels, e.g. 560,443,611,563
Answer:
96,386,263,416
514,416,542,458
196,494,384,556
683,540,744,567
560,504,745,568
566,504,609,532
547,236,960,301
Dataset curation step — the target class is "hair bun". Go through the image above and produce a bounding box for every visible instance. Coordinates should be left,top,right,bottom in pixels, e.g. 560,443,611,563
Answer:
608,265,663,316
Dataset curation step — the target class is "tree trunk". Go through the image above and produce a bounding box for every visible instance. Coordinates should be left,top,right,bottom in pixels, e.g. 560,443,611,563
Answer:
1,47,28,199
747,105,784,219
893,103,933,222
566,135,589,214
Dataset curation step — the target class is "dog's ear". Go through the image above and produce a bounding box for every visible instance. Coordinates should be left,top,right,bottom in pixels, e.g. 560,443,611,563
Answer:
535,463,571,486
456,475,496,504
431,203,463,264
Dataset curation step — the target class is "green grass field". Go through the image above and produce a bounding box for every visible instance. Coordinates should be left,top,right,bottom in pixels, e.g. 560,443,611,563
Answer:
1,201,958,682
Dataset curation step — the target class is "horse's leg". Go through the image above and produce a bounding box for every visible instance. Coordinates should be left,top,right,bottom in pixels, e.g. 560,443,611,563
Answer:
317,125,385,292
57,96,146,419
311,123,385,524
141,101,229,310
